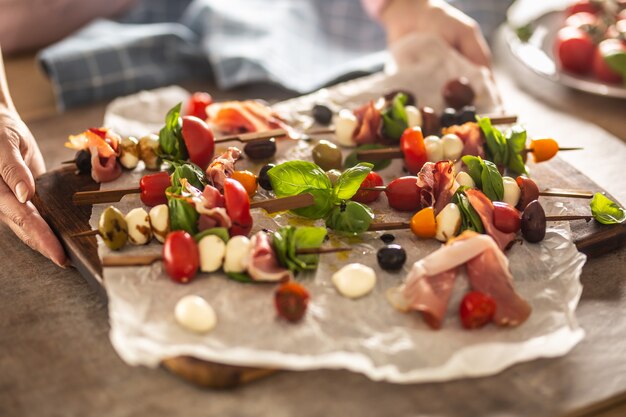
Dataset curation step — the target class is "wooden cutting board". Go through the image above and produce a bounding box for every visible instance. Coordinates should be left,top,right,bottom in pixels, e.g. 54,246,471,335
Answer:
32,158,626,388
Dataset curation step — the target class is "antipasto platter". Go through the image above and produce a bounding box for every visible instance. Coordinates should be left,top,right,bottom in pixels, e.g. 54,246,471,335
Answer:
33,68,626,388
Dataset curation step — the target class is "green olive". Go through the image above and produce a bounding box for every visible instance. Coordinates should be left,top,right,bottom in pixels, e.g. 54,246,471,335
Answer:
98,206,129,250
325,169,341,186
312,140,342,171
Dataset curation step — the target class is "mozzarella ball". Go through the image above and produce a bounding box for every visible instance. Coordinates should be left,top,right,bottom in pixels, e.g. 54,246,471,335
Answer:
502,176,521,207
125,207,152,245
333,109,358,147
441,133,464,161
149,204,170,243
174,295,217,333
331,263,376,299
119,136,139,170
405,105,422,128
424,135,444,162
138,134,161,170
435,203,461,242
198,235,226,273
224,236,251,273
456,171,476,188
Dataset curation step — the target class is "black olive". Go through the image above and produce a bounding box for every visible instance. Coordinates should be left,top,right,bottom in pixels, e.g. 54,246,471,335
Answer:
457,105,477,124
258,164,275,190
377,244,407,271
420,106,440,137
521,200,546,243
244,138,277,160
442,77,475,109
312,104,333,125
380,233,395,244
383,90,416,106
75,150,92,174
440,108,458,128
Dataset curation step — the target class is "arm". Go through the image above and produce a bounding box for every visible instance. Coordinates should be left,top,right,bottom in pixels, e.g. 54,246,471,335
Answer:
0,47,66,266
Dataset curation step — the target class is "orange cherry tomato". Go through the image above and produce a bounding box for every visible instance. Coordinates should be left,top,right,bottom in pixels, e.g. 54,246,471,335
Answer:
231,170,258,196
410,207,437,239
400,127,428,175
529,138,559,163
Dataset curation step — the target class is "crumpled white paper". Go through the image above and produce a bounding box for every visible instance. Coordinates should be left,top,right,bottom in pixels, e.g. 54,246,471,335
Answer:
94,34,585,383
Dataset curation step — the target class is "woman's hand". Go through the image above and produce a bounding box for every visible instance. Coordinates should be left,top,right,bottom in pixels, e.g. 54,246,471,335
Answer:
380,0,492,68
0,107,67,267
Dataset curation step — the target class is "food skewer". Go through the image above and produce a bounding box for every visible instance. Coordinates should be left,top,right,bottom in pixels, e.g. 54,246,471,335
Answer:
360,185,594,200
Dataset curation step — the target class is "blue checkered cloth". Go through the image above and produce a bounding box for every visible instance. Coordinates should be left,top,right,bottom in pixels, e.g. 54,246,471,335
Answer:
38,0,513,110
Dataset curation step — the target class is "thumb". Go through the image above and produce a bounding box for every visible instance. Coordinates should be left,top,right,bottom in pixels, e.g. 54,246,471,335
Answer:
0,130,36,204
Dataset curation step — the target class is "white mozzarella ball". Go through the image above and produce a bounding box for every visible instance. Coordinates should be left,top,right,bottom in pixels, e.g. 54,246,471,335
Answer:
455,171,476,188
435,203,462,242
405,105,422,128
138,134,161,170
125,208,152,245
198,235,226,273
149,204,170,243
333,109,358,147
174,295,217,333
502,176,521,207
331,263,377,299
224,236,251,273
424,135,444,162
441,133,464,161
119,136,139,170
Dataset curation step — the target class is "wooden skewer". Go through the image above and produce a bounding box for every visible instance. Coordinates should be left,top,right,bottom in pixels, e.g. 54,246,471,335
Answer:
214,128,287,144
73,187,141,205
101,246,351,267
250,193,314,212
360,186,594,200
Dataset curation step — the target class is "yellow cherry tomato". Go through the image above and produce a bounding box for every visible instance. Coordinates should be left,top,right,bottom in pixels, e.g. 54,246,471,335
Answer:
231,170,258,196
410,207,437,239
529,138,559,163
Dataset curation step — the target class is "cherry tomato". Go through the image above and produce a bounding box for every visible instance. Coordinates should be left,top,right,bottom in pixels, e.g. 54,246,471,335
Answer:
351,172,383,204
163,231,199,283
139,171,171,207
385,176,422,211
592,39,624,84
223,177,253,236
400,127,428,175
185,92,213,120
275,281,310,322
566,0,599,16
410,207,437,239
231,170,258,196
555,26,595,74
529,138,559,163
515,176,540,211
181,116,215,170
492,202,521,233
459,291,496,329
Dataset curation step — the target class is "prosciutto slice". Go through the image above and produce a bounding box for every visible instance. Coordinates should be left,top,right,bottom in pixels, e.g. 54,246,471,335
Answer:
443,122,484,159
206,147,241,192
207,100,288,134
182,180,231,230
352,100,382,145
465,189,516,251
85,131,122,183
247,232,292,282
416,161,455,214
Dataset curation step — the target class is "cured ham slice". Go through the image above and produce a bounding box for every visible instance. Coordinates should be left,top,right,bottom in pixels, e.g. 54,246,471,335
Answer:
247,232,292,282
207,100,288,134
85,131,121,183
465,189,516,251
352,100,382,145
416,161,455,214
443,122,484,159
182,180,231,230
388,231,531,329
206,147,241,192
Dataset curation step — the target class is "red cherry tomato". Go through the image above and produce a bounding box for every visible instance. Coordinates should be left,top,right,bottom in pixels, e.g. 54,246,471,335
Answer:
385,176,422,211
592,39,624,84
459,291,496,330
492,202,521,233
515,176,540,211
351,172,384,204
185,92,213,120
275,281,310,322
139,171,171,207
566,0,599,16
181,116,215,170
163,231,199,284
400,127,428,175
555,26,595,74
223,178,253,236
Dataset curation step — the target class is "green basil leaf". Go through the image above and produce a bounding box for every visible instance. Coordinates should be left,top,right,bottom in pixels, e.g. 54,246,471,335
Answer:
603,49,626,87
478,117,508,166
194,227,230,243
226,272,255,283
158,103,188,161
452,187,484,233
168,198,199,234
169,161,207,190
291,188,334,219
344,144,392,171
590,193,626,225
461,155,484,188
272,227,296,271
273,226,328,272
334,162,373,200
325,201,374,234
505,125,528,175
381,93,409,142
480,160,504,201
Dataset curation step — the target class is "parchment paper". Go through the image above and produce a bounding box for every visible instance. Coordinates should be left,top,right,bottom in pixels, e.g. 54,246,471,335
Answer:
92,34,585,383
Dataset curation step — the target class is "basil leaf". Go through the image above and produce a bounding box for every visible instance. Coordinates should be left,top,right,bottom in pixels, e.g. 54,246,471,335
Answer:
590,193,626,225
478,117,507,166
158,103,188,161
291,188,334,219
334,162,373,200
344,144,392,171
272,227,295,271
461,155,484,188
381,93,409,142
480,160,504,201
169,161,207,190
325,201,374,234
273,226,327,272
194,227,230,243
505,125,528,175
452,187,484,233
168,198,199,234
604,48,626,87
226,272,255,283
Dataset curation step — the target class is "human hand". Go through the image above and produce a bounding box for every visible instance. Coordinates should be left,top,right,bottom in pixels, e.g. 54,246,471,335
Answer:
0,107,67,267
380,0,492,68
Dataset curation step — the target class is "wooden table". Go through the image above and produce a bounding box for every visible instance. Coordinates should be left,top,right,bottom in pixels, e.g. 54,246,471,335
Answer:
1,30,626,416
